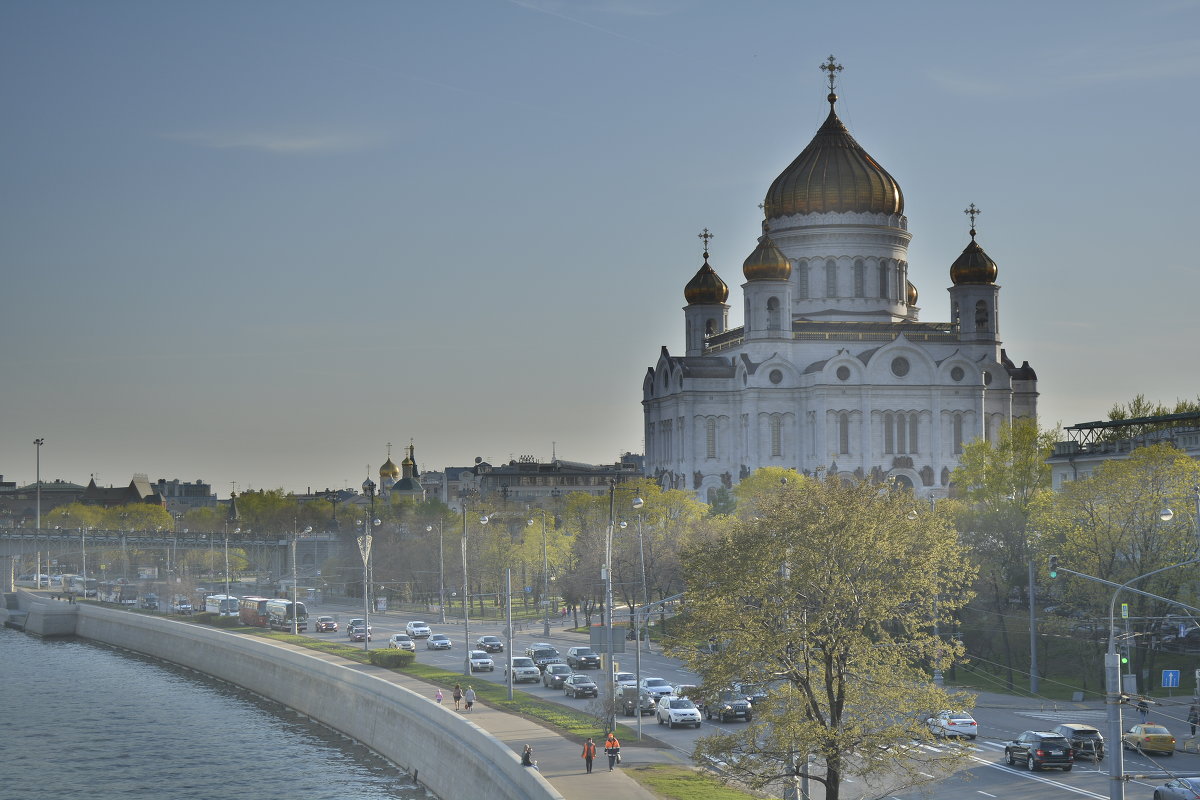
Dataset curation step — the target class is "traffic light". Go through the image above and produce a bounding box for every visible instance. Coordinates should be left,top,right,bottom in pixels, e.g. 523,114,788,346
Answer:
1049,555,1059,579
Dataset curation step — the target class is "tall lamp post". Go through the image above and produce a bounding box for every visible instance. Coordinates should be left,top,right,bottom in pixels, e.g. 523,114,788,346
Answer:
528,511,552,637
462,507,489,675
1104,506,1177,800
359,477,378,652
292,526,311,634
33,438,44,531
426,522,447,624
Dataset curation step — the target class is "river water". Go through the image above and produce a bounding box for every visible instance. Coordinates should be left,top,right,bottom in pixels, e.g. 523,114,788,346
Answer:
0,626,431,800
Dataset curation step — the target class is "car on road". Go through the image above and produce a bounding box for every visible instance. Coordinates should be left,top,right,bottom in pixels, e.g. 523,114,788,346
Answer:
529,647,563,671
614,671,637,689
172,597,193,614
426,633,452,650
700,689,753,722
621,686,658,716
1053,723,1104,760
476,635,504,653
348,623,372,642
563,674,598,699
469,650,495,672
927,710,978,739
1153,777,1200,799
1124,724,1176,756
542,663,572,688
314,615,338,632
733,681,769,707
503,657,541,683
524,642,553,657
639,677,675,702
565,646,601,669
656,696,702,729
140,593,159,610
1004,731,1074,771
405,620,432,639
388,633,416,651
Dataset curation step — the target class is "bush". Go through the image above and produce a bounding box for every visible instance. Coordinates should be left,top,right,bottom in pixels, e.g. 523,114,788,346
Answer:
369,650,415,668
212,615,242,628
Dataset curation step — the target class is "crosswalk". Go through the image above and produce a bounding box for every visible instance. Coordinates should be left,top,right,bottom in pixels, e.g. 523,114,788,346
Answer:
1016,709,1108,722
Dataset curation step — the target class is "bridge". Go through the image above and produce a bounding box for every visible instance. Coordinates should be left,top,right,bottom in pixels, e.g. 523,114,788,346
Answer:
0,527,342,591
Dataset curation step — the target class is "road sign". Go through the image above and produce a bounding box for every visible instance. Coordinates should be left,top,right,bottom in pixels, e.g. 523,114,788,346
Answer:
1164,669,1181,688
1121,603,1129,619
524,586,532,593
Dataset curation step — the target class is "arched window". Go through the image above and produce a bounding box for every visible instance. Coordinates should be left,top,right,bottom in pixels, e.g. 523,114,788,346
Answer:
952,301,960,329
838,411,850,455
975,300,989,331
896,412,907,454
766,296,780,330
797,260,808,299
952,413,964,455
854,259,865,297
909,413,919,454
706,417,718,459
884,412,894,454
705,318,717,335
879,260,890,298
825,259,837,297
770,415,783,457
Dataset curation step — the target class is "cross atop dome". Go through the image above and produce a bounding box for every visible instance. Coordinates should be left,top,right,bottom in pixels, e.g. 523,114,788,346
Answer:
820,55,843,105
698,227,714,257
964,203,981,238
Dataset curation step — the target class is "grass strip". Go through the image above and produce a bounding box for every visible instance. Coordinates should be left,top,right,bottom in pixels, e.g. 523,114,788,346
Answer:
623,764,764,800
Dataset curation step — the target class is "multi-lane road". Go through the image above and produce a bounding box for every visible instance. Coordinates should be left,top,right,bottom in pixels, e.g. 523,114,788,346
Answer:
308,604,1199,800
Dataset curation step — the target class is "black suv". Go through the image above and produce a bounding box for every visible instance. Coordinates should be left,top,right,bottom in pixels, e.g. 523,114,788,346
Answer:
565,646,601,669
1005,731,1074,771
700,690,753,722
529,647,564,671
1052,723,1104,760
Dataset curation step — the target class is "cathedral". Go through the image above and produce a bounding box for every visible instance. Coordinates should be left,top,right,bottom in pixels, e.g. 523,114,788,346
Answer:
642,58,1038,502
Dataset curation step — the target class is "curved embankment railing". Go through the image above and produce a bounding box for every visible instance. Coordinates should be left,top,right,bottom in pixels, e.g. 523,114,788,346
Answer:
11,593,560,800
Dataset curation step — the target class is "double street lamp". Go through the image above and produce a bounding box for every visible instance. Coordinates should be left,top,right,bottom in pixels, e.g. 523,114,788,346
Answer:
357,477,379,652
461,507,489,675
603,482,644,736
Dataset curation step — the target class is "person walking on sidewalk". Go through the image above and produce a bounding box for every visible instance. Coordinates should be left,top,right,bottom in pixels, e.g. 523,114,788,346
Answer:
452,684,463,711
1189,702,1199,736
604,732,621,771
1138,698,1149,722
581,737,597,773
464,685,476,712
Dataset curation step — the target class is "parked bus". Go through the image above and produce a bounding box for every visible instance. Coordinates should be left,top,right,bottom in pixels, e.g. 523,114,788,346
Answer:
239,596,270,627
265,598,308,632
62,574,97,598
204,594,240,617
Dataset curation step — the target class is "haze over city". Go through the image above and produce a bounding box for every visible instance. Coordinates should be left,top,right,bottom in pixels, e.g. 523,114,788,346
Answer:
4,1,1198,495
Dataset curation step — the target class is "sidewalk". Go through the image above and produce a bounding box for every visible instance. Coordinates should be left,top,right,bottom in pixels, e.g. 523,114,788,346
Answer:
271,630,684,800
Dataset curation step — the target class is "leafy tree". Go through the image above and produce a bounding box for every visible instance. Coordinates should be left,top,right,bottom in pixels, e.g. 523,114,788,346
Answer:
1100,394,1200,441
674,471,976,800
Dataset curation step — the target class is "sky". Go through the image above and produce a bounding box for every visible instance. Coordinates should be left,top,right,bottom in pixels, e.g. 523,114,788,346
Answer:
3,0,1199,497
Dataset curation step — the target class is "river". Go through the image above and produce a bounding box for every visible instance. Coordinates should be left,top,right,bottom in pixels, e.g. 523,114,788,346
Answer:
0,626,431,800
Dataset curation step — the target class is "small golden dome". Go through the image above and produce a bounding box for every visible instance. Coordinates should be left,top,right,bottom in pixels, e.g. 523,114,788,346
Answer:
950,229,998,285
379,458,401,479
684,253,729,305
764,103,903,218
742,234,791,282
906,280,918,306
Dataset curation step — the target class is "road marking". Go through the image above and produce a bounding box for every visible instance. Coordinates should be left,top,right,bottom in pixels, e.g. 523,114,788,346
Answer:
976,792,997,797
969,754,1107,798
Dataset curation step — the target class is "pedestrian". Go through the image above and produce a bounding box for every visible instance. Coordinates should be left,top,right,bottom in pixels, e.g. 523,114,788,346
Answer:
521,744,538,770
435,688,443,704
1189,702,1199,736
1138,698,1149,722
581,737,597,773
464,685,476,712
453,683,463,711
604,732,621,771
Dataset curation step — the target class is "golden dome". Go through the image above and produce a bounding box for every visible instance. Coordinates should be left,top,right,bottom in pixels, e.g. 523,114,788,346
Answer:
379,458,401,479
950,229,998,285
742,233,791,282
906,280,918,306
684,253,729,305
764,98,903,218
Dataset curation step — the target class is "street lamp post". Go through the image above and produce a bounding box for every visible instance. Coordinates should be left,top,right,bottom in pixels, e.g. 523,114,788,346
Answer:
427,523,447,625
528,511,551,638
462,507,489,675
359,477,378,652
225,527,239,599
1105,506,1177,800
292,526,311,635
33,438,44,531
631,496,645,741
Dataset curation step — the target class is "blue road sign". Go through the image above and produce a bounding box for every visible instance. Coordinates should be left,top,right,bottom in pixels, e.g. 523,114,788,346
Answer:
1163,669,1181,688
524,586,532,593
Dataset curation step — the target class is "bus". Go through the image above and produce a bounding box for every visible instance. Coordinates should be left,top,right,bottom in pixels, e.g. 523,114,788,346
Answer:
62,574,97,598
265,598,308,632
204,594,240,617
239,596,270,627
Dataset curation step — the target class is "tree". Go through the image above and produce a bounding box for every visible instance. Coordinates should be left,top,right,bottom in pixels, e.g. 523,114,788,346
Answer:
674,471,976,800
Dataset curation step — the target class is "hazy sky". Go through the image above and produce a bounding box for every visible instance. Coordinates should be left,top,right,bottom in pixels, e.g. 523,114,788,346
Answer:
4,1,1198,497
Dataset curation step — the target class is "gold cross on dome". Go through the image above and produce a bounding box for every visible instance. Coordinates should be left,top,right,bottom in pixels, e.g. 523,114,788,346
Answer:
820,55,843,92
698,228,714,255
963,203,981,233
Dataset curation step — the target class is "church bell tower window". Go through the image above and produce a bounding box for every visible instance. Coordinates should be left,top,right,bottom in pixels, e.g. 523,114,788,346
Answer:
825,260,837,297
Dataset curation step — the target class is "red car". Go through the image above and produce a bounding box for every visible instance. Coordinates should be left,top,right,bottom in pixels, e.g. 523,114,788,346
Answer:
315,616,338,632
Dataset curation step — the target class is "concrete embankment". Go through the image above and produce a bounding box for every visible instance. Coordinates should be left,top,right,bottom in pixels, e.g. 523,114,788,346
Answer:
6,592,560,800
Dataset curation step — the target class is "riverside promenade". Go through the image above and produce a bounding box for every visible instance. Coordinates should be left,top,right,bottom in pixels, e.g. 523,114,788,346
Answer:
266,634,681,800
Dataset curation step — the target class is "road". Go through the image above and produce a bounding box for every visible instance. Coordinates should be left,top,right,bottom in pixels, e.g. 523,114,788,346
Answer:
307,601,1200,799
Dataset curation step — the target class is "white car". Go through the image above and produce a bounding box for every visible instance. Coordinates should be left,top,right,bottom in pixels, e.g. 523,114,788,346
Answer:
614,671,637,689
426,633,452,650
469,650,495,672
640,676,674,701
927,710,978,739
504,657,541,683
388,634,415,651
656,696,702,729
405,620,432,639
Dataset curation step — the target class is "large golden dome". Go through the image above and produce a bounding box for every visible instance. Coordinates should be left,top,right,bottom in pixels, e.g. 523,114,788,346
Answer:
764,96,904,218
742,232,791,282
950,229,998,285
379,458,401,479
684,253,729,305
